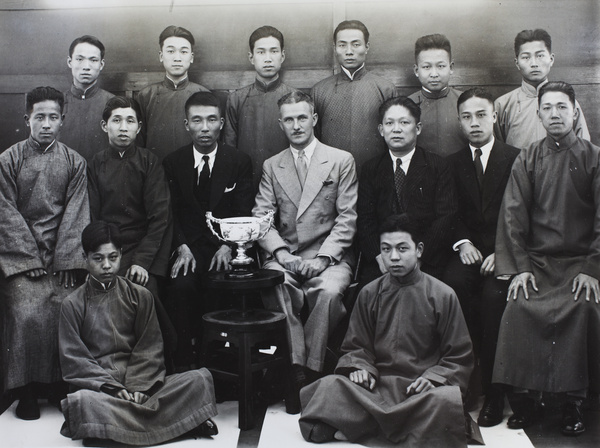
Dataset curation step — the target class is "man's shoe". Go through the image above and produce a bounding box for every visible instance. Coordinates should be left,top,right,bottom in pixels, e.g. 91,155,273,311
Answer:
197,418,219,437
561,400,585,436
477,392,504,427
507,396,541,429
15,395,40,420
307,421,337,443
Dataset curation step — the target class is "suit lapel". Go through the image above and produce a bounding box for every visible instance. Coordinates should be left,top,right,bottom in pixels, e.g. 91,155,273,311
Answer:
405,147,428,198
297,143,332,218
181,145,199,204
209,146,229,209
456,147,483,212
482,141,512,210
273,148,302,209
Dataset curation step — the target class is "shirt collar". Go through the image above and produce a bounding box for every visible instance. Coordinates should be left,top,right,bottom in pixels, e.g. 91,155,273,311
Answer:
469,137,495,170
340,63,366,81
27,135,57,154
389,147,415,173
290,137,317,163
193,144,218,170
254,76,282,92
420,86,449,99
70,81,100,99
163,75,189,90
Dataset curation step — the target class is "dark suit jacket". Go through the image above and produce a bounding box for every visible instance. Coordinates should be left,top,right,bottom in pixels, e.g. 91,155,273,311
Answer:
358,146,458,269
447,140,520,257
162,143,254,252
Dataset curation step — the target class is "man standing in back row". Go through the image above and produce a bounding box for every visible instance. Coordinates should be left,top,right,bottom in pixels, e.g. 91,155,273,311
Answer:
312,20,395,172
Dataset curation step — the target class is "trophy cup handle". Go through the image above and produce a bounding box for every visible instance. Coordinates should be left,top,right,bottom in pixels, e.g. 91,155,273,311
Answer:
257,210,275,240
205,212,228,242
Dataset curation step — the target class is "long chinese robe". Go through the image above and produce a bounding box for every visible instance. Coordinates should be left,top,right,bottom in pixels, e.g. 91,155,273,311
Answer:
300,268,473,447
59,276,217,445
0,137,89,390
493,131,600,392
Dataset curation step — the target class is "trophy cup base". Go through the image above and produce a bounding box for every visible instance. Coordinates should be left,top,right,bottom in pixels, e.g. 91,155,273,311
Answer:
226,262,256,279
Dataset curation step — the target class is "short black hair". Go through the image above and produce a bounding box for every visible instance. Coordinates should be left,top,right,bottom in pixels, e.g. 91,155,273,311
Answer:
538,81,576,108
514,29,551,56
102,96,142,122
159,25,195,49
249,26,284,52
379,96,421,123
26,86,64,115
414,33,452,62
184,91,222,118
456,87,494,111
81,221,123,254
379,214,422,244
277,90,315,112
68,35,106,59
333,20,369,44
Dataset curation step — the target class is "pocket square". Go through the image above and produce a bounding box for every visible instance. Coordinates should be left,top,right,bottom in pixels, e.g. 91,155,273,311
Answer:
224,183,236,193
323,180,334,186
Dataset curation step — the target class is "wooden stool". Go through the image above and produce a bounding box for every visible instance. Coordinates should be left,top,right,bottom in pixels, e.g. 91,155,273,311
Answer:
201,269,287,430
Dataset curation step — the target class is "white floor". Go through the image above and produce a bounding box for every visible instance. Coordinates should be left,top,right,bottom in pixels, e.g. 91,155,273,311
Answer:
0,398,535,448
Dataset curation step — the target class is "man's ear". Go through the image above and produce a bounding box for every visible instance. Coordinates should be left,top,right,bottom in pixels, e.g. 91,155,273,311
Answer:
67,56,73,69
184,119,190,131
449,60,454,74
514,57,520,71
573,106,579,122
413,64,419,78
416,242,424,258
219,117,225,130
312,112,318,128
159,51,163,63
415,122,423,136
24,114,30,127
99,59,105,71
378,123,384,137
281,49,286,63
491,111,498,124
365,41,370,54
278,118,284,132
248,51,254,65
101,120,108,133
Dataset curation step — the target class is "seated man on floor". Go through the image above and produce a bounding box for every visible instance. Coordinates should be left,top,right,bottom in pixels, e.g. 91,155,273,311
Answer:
299,214,473,446
58,221,218,446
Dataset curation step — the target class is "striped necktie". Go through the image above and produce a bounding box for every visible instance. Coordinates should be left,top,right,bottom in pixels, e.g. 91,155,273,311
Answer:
394,158,406,212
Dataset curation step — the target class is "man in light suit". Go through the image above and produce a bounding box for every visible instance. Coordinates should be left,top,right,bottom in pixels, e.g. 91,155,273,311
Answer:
163,91,254,370
442,88,520,427
253,91,358,411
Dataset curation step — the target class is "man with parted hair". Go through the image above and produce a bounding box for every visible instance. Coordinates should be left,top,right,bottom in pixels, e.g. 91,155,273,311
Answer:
61,35,115,162
494,81,600,436
253,90,358,411
494,29,590,149
0,86,90,420
408,33,467,157
223,25,298,190
311,20,395,172
137,25,210,162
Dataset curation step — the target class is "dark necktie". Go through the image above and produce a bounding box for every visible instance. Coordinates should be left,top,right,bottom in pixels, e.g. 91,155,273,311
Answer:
296,149,308,189
394,158,406,212
474,148,484,189
198,155,210,187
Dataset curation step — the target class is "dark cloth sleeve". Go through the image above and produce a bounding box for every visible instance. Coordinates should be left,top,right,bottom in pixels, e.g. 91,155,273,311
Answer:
0,151,44,277
335,287,380,380
223,92,238,148
419,157,458,266
420,288,474,392
163,156,189,249
494,151,534,276
131,160,172,270
50,153,90,271
123,286,166,392
357,161,382,261
229,151,255,217
87,157,102,222
59,290,125,392
581,157,600,278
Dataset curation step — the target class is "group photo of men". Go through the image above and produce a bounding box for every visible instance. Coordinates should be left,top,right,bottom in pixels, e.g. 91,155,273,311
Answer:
0,1,599,447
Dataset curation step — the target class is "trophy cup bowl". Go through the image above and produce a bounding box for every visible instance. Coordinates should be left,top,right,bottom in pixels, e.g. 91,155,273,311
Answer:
206,210,274,278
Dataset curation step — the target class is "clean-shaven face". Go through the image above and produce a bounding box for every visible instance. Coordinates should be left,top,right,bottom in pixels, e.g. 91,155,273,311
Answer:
250,36,285,83
160,36,194,80
380,230,423,279
414,48,453,92
25,100,63,146
68,42,104,90
458,96,497,147
335,29,369,71
185,105,223,153
102,107,141,150
515,40,554,86
86,243,122,285
538,91,577,139
378,105,422,157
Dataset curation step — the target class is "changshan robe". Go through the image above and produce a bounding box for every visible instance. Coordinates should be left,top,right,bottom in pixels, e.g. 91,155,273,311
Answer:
59,276,217,446
300,267,473,447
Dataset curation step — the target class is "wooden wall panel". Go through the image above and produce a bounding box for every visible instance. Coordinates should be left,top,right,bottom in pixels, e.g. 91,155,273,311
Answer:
0,0,598,151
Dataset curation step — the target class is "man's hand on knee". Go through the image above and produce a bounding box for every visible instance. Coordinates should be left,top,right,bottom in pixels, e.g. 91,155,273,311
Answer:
209,245,232,271
572,273,600,304
508,272,538,301
170,244,196,278
406,377,434,396
274,248,302,273
349,369,376,390
298,257,329,279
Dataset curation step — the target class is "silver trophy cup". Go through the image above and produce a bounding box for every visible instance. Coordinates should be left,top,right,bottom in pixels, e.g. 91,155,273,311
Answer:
205,210,275,278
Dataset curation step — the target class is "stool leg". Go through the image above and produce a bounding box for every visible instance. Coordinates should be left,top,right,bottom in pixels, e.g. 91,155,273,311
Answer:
239,332,254,430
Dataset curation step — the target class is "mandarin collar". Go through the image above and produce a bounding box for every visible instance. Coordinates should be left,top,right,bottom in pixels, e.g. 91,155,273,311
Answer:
339,64,367,81
420,86,449,100
163,75,189,91
108,144,137,159
27,135,57,153
387,264,424,286
87,275,117,292
70,81,100,99
544,130,577,152
520,79,548,98
254,76,282,93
